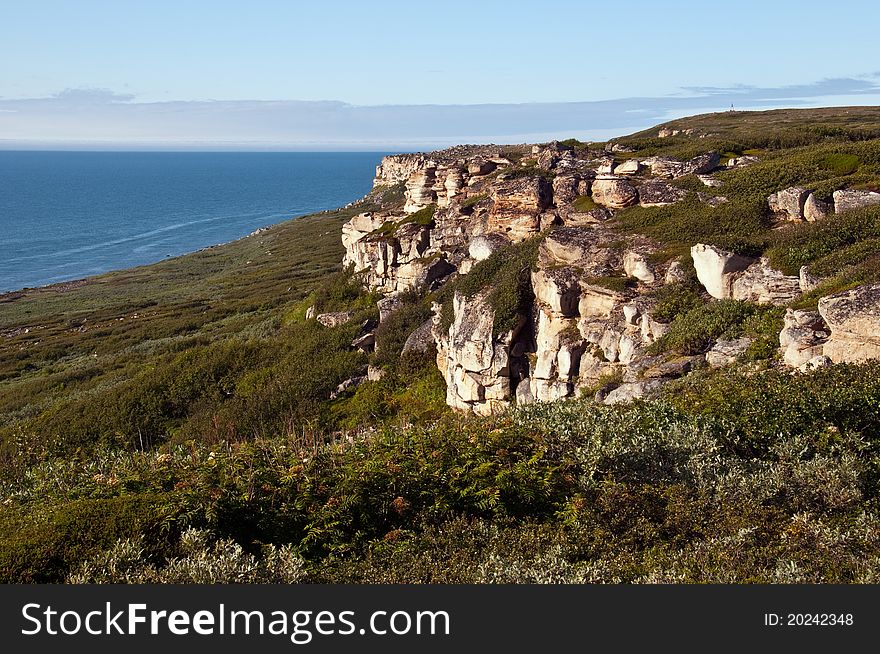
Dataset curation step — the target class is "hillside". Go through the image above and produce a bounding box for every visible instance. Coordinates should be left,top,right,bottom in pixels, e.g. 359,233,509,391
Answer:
3,107,880,583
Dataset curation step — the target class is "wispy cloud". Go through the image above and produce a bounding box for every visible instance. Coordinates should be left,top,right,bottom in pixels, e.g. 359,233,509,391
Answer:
2,77,879,150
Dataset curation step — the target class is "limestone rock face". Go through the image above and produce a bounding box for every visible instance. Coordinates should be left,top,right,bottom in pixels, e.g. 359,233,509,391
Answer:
638,180,687,207
730,258,801,305
591,176,639,209
404,166,438,213
768,187,809,221
833,190,880,214
779,309,829,369
819,283,880,363
691,244,753,299
374,154,426,187
434,291,523,416
488,176,552,241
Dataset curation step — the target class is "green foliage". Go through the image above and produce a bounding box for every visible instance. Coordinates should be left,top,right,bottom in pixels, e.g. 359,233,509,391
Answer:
649,300,783,356
439,237,542,334
648,281,705,322
765,205,880,275
822,153,861,175
571,195,598,212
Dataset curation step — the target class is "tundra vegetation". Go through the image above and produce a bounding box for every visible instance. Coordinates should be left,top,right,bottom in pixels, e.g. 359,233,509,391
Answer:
3,108,880,582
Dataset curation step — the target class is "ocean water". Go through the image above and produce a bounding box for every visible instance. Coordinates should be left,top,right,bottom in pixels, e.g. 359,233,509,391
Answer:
0,151,386,293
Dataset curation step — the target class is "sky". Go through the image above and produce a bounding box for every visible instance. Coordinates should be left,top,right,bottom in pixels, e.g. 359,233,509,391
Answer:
2,0,879,149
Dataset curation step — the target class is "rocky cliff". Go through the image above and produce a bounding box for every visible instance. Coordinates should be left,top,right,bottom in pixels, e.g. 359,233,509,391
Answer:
333,139,880,415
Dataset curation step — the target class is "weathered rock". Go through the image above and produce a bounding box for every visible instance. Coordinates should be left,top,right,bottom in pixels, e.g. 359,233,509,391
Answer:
803,193,831,222
779,309,829,368
402,319,435,355
434,291,519,415
691,244,753,299
697,174,723,187
552,175,581,206
643,355,701,379
833,189,880,214
374,154,426,187
541,227,596,265
730,258,801,305
515,378,535,404
603,380,664,405
623,251,656,283
351,332,376,351
395,256,455,293
367,365,386,382
664,261,691,285
638,180,687,207
706,337,752,367
488,176,552,241
468,159,497,176
305,305,316,320
613,159,641,175
647,152,719,178
799,266,821,293
726,155,758,168
591,176,639,209
469,233,510,261
330,375,366,400
532,268,581,317
562,209,610,226
768,187,809,221
378,296,403,323
404,166,437,213
317,311,354,328
819,283,880,363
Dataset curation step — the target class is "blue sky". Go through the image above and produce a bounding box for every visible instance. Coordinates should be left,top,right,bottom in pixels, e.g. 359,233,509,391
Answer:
2,0,879,149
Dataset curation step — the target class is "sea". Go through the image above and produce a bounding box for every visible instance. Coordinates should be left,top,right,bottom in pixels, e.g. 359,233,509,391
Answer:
0,151,386,293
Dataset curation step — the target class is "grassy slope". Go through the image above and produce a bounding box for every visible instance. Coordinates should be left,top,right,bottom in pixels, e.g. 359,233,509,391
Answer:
3,108,880,583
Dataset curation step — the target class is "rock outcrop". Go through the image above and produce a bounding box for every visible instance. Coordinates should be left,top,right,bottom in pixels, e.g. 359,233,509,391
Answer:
833,190,880,214
819,284,880,363
343,141,880,416
690,244,753,299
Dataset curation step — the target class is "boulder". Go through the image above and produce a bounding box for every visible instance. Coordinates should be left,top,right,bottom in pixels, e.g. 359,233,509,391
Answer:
643,355,701,379
603,380,664,405
779,309,829,368
401,319,435,355
697,174,723,188
623,251,656,283
532,268,581,317
317,311,354,328
563,209,610,226
638,180,687,207
591,176,639,208
542,227,596,265
819,283,880,363
768,187,809,221
833,189,880,214
613,159,641,175
351,332,376,352
467,159,496,176
730,258,801,305
706,337,753,367
803,193,831,222
552,175,581,206
799,266,821,293
690,244,753,299
378,296,404,323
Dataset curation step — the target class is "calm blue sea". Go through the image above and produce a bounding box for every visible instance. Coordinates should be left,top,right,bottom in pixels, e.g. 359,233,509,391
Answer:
0,151,386,293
